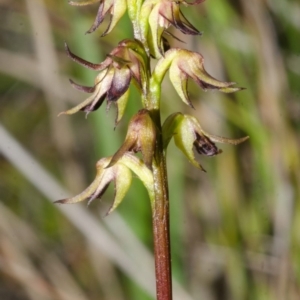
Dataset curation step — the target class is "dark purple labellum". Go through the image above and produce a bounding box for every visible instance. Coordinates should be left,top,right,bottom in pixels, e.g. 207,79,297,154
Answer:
80,94,106,112
194,133,221,156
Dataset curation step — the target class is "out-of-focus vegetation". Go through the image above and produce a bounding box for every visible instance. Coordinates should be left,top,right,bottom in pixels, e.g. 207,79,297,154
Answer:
0,0,299,299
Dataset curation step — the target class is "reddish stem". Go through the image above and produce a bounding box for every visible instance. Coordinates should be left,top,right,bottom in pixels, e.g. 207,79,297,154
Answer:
151,110,172,300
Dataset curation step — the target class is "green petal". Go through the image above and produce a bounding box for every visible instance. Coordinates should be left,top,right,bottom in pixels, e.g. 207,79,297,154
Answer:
173,116,205,170
162,112,184,149
206,133,249,145
219,86,245,93
124,40,149,68
107,136,137,168
188,56,237,89
148,3,164,58
58,87,102,116
55,158,111,204
169,63,194,107
106,164,132,214
55,157,134,214
115,88,130,125
120,153,154,206
68,0,99,6
105,0,127,35
139,0,157,54
58,69,113,116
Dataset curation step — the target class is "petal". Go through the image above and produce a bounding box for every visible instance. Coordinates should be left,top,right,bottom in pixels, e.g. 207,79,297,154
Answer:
158,2,173,25
115,88,130,125
107,136,137,168
86,0,113,34
65,42,112,70
164,30,185,43
55,157,133,213
176,9,202,35
173,115,206,170
169,63,194,108
162,112,183,149
69,79,96,93
106,164,132,214
121,39,149,66
127,49,144,88
68,0,100,6
58,89,102,116
128,61,142,88
55,157,111,204
218,86,246,93
87,170,114,204
58,69,113,116
181,0,205,5
88,68,114,106
178,53,238,90
148,3,166,57
163,113,248,170
108,54,131,66
160,3,201,35
206,133,249,145
163,113,205,170
138,0,155,54
117,40,149,85
189,116,249,152
102,0,127,36
119,153,155,206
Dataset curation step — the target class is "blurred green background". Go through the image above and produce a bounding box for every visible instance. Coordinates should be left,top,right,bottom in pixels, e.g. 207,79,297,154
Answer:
0,0,299,299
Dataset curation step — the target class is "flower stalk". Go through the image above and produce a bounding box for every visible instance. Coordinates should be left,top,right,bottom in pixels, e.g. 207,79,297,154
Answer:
149,107,173,300
57,1,249,299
